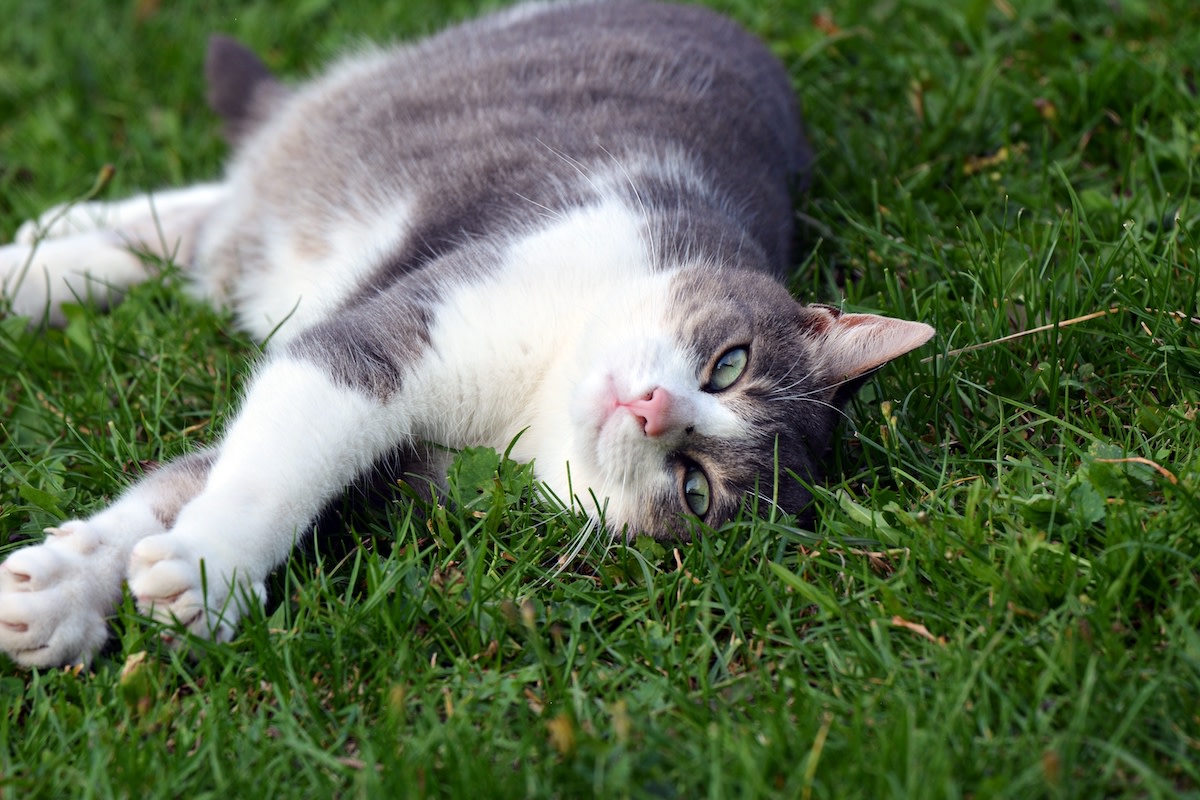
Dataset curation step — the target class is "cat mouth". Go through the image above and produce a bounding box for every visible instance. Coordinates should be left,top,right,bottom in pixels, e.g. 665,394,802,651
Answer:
582,377,646,470
594,384,636,444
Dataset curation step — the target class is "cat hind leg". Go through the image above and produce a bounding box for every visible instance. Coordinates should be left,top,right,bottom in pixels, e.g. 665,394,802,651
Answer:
14,183,228,245
1,183,228,325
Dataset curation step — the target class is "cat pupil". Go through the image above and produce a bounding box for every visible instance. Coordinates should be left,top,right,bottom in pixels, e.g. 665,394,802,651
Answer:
683,467,711,517
706,346,749,392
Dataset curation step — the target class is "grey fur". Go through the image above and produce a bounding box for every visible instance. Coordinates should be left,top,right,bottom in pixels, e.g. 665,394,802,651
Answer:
145,451,217,530
205,35,288,145
206,0,807,387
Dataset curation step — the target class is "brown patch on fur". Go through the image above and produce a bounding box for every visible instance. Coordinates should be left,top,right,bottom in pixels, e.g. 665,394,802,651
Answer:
147,451,217,529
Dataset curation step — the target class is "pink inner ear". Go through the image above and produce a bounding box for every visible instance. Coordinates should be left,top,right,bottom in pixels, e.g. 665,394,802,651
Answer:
821,311,935,380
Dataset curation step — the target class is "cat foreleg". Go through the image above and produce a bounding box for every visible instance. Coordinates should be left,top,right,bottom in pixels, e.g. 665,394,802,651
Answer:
1,184,227,324
126,358,398,646
0,452,214,667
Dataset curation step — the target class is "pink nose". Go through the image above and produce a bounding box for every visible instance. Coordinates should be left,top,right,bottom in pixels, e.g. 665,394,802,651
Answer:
622,387,672,437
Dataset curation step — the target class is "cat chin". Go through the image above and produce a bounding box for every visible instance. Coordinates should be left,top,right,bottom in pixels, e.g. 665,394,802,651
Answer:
526,451,671,539
523,383,680,538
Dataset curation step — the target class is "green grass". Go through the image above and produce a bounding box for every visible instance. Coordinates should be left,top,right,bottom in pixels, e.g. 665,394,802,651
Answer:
2,0,1199,797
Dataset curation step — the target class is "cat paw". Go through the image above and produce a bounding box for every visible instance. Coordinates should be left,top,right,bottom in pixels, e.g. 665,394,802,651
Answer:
0,522,119,668
1,233,147,325
14,201,107,244
0,239,77,325
0,241,39,312
128,534,264,645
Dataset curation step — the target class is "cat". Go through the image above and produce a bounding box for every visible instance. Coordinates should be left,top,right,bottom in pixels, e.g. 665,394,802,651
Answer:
0,0,934,668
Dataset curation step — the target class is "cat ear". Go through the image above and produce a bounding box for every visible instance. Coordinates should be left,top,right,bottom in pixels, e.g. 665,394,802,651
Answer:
206,36,287,145
801,304,935,394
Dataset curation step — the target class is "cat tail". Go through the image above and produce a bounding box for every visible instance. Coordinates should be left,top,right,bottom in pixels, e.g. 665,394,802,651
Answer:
205,36,289,145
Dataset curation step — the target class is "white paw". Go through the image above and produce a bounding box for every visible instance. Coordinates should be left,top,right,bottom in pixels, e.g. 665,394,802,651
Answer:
128,534,264,645
0,239,80,325
0,241,42,314
0,234,147,325
0,522,121,668
14,218,38,245
15,201,110,245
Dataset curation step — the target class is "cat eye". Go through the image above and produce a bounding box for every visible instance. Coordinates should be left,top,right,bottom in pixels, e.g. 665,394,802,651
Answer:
705,346,748,392
682,466,711,517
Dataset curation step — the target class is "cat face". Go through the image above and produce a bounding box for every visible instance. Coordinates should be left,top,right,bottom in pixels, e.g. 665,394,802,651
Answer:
563,265,934,539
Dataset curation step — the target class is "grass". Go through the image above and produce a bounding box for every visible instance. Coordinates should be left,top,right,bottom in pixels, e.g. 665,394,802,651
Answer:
2,0,1199,797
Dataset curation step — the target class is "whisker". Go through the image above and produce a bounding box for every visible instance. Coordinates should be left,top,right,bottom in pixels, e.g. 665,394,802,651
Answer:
597,144,660,269
534,138,606,198
512,191,564,221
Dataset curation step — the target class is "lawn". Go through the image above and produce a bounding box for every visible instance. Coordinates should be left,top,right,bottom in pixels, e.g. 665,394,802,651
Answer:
1,0,1198,797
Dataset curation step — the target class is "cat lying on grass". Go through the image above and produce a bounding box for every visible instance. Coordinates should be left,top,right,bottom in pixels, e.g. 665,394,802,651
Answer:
0,0,933,668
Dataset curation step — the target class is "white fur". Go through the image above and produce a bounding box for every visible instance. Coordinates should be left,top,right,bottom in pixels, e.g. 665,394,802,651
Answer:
0,184,227,324
0,177,756,664
197,183,417,341
15,183,226,245
0,355,399,661
0,195,712,662
128,358,390,640
0,1,933,668
0,173,745,665
0,233,148,325
124,206,694,638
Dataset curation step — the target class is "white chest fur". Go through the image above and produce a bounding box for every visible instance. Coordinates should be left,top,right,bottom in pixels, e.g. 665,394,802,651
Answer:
402,198,674,453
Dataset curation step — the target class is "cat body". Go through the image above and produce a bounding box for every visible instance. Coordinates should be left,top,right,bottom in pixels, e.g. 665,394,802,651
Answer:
0,0,933,667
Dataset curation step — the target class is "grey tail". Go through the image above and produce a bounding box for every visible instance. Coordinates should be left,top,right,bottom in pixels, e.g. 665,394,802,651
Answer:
205,35,287,145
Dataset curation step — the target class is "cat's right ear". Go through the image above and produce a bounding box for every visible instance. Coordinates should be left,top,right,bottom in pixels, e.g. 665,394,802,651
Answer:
800,304,935,401
205,36,288,145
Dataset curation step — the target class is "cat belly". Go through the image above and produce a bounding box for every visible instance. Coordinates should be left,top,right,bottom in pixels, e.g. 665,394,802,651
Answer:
194,179,420,343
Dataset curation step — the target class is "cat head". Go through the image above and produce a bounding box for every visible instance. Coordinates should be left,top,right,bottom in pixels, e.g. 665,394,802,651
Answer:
560,265,934,539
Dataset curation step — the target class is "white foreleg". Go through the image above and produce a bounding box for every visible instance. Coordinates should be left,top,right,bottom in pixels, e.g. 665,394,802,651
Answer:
126,358,401,643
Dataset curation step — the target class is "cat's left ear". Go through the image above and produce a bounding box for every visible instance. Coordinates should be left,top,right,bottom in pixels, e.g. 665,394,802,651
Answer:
801,304,935,398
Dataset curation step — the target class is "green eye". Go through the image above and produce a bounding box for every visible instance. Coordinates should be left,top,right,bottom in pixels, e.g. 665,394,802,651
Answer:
682,466,711,517
706,346,748,392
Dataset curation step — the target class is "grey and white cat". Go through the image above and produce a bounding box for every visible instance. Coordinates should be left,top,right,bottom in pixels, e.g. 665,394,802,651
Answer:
0,0,933,668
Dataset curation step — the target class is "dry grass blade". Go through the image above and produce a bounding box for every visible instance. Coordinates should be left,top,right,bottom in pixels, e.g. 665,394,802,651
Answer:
922,307,1121,363
1093,457,1179,485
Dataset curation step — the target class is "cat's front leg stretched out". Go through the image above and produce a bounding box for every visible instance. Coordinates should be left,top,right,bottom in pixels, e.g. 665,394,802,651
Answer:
124,353,407,650
1,324,417,663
